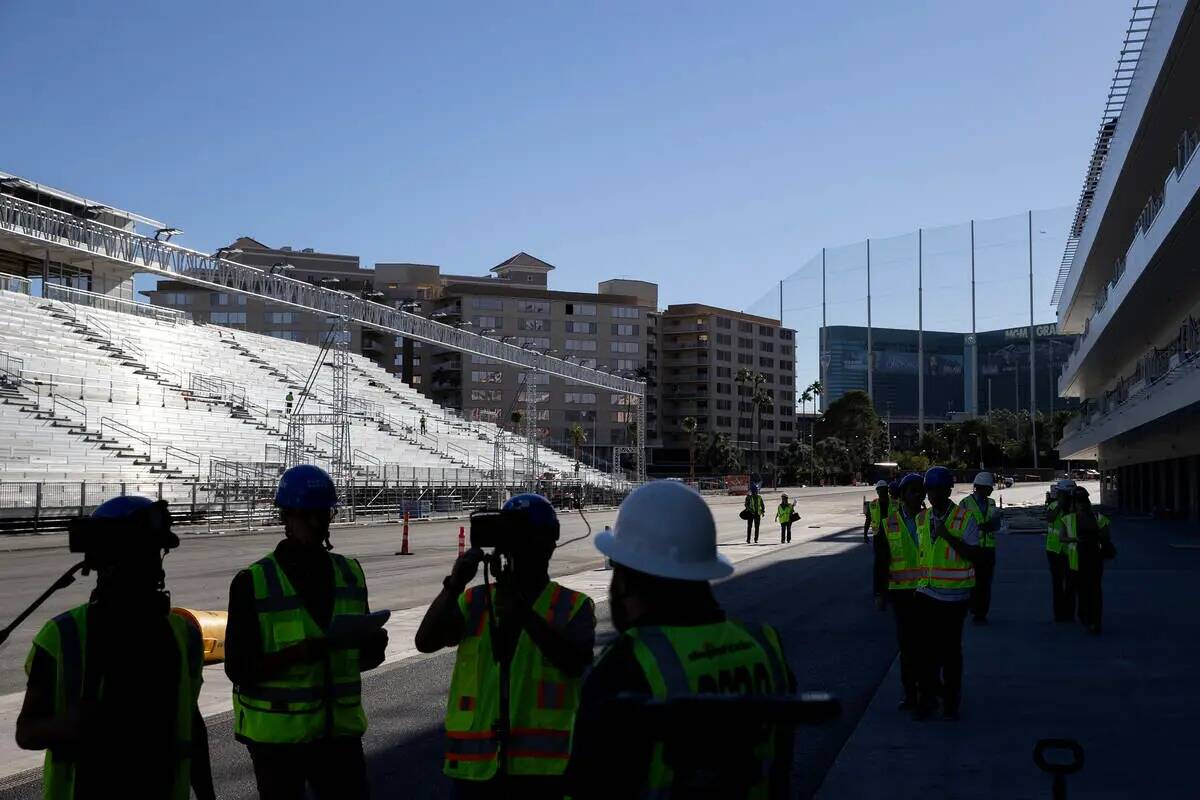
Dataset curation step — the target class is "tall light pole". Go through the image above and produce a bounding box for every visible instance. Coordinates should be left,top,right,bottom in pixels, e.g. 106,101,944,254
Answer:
1028,210,1039,469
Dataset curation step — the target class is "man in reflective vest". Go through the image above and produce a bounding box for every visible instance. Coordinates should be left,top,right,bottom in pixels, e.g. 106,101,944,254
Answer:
416,494,596,799
1055,487,1112,634
15,496,215,800
863,479,890,543
961,472,1002,625
744,485,766,544
1045,479,1075,622
872,472,926,710
225,465,387,800
568,480,796,799
913,466,983,721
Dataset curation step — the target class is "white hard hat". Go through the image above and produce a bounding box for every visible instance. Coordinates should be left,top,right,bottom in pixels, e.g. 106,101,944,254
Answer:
973,472,994,487
875,480,889,489
596,481,733,582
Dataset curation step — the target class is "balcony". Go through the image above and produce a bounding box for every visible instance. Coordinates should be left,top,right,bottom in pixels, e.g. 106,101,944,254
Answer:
661,341,711,353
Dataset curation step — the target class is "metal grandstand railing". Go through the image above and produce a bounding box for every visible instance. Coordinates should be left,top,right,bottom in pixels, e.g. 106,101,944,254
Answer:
1051,0,1158,307
44,283,187,324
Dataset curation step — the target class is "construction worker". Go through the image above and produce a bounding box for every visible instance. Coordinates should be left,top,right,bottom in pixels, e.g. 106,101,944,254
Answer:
224,465,388,800
420,414,427,435
285,390,294,415
1056,487,1113,634
961,472,1002,625
744,484,765,544
912,466,983,721
415,494,595,800
775,493,795,544
568,481,795,798
872,472,925,711
863,479,890,543
15,496,215,800
1045,479,1075,622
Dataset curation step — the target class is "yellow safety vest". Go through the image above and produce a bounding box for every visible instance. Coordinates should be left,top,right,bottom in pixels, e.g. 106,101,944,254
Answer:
960,494,998,549
232,551,369,744
444,581,591,780
882,510,922,590
1045,500,1063,553
917,504,976,591
1058,513,1111,571
867,498,891,531
30,605,201,800
622,620,790,799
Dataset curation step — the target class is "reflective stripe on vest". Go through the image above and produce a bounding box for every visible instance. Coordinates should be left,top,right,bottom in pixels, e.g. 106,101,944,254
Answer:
233,552,368,744
443,581,590,780
37,605,199,800
625,621,789,800
917,504,976,590
961,494,998,549
883,511,921,590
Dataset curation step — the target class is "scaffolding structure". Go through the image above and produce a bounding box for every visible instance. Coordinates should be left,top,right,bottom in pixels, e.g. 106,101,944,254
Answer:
525,368,539,492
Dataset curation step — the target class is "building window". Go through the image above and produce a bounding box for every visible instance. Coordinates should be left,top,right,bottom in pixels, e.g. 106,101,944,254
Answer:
469,408,500,423
716,366,731,377
519,300,549,314
163,293,192,305
611,394,636,406
780,329,794,341
470,389,503,401
760,341,774,353
472,298,504,311
516,337,550,349
565,303,596,316
519,372,550,385
759,325,773,336
738,321,752,333
716,317,731,329
737,353,753,365
716,334,732,345
518,389,551,403
471,371,503,383
615,359,638,371
780,360,793,372
566,339,598,351
611,342,639,354
738,337,753,349
716,399,732,410
611,306,640,319
268,312,296,324
779,406,793,416
211,312,247,324
565,321,597,334
780,421,794,432
717,383,731,394
717,350,731,362
717,416,732,427
267,330,300,341
474,316,503,329
576,357,598,368
520,318,549,331
471,355,501,364
611,324,639,336
611,410,635,423
760,357,774,368
565,392,597,404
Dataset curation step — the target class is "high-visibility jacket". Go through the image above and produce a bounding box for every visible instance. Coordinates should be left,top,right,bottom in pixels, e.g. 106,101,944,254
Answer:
881,510,922,590
960,494,999,549
620,620,790,799
917,504,976,591
444,581,591,780
1057,512,1111,571
866,498,891,532
775,503,794,524
1045,500,1063,553
232,552,369,744
31,604,202,800
745,494,765,517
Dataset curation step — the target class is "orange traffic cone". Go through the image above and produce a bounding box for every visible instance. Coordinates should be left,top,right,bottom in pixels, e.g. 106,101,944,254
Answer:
395,511,412,555
458,526,465,557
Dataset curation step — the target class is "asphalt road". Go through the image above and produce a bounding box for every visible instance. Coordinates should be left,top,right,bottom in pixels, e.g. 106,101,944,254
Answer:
0,481,1064,798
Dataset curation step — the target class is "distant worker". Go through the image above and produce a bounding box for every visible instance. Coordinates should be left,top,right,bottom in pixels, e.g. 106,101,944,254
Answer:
1044,479,1075,622
415,494,595,800
873,472,925,711
961,472,1002,625
775,493,796,544
225,465,388,800
1056,487,1113,635
744,484,765,544
16,496,215,800
864,479,890,543
913,466,983,721
420,414,427,435
285,390,294,415
569,481,796,799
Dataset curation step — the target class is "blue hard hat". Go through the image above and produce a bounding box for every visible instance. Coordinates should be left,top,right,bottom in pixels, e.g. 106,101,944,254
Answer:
90,495,178,550
94,495,158,519
503,493,560,541
898,473,924,493
275,464,338,509
924,466,955,490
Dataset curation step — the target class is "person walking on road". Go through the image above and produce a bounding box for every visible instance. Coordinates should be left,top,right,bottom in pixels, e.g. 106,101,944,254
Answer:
873,472,925,711
1045,479,1076,622
1056,487,1113,635
864,479,890,543
420,414,427,435
568,481,796,799
285,390,294,415
224,465,388,800
913,466,983,721
961,472,1002,625
16,496,215,800
744,485,765,544
775,493,796,544
415,494,596,800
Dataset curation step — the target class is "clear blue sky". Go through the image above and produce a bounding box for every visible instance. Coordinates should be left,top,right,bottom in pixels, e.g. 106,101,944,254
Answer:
0,0,1132,312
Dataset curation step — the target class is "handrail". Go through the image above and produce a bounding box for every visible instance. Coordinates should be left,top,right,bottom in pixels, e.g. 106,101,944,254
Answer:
156,364,183,386
0,350,24,380
50,394,86,429
100,416,151,454
165,445,200,477
0,274,32,295
353,448,380,467
84,314,111,342
120,337,145,362
44,282,187,325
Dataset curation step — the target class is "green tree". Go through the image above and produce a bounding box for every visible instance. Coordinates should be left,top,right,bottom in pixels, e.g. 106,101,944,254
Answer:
706,432,742,474
815,390,885,476
815,436,851,483
752,383,773,474
799,385,813,416
567,422,587,474
778,438,812,484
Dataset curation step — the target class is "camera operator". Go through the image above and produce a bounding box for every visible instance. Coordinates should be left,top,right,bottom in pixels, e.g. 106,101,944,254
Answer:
224,465,387,800
15,496,215,800
415,494,596,800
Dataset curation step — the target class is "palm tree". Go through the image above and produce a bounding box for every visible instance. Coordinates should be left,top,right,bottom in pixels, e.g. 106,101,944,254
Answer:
735,368,754,459
510,410,523,431
809,380,824,413
681,416,699,479
567,422,587,474
752,383,772,475
800,386,813,416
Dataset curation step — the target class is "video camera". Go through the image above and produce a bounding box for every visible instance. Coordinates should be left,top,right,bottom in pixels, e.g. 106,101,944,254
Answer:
67,500,179,568
469,508,559,551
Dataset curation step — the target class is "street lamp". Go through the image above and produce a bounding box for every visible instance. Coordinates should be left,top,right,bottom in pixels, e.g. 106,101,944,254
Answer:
154,227,183,242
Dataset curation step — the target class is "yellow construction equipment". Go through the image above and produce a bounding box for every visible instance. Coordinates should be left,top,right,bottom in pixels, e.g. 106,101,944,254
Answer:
171,607,228,664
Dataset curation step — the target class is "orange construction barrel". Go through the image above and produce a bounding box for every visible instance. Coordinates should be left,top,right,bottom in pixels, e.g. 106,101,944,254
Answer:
171,607,228,664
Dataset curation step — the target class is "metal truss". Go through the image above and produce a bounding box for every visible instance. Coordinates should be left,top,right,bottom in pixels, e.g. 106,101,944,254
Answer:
612,446,638,484
525,369,539,492
0,192,643,396
329,312,352,486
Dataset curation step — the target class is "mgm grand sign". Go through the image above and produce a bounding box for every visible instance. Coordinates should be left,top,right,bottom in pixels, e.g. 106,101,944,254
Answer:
1003,323,1059,340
